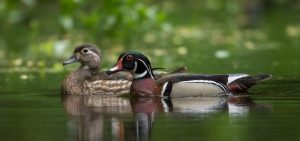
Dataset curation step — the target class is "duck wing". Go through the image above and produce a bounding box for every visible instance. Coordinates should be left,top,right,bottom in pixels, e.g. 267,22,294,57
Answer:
156,73,230,85
153,66,188,79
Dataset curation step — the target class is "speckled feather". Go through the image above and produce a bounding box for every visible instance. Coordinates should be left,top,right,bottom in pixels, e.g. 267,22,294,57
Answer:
62,44,133,95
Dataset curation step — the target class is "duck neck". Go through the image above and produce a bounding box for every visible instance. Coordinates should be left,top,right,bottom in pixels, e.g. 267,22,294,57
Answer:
80,64,99,76
133,60,156,80
133,70,147,79
72,68,92,83
133,70,155,80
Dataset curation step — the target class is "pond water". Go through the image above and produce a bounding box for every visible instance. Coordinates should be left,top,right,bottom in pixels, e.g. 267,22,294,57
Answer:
0,73,300,141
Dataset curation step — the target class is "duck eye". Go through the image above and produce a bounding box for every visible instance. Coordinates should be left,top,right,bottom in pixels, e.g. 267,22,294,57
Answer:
81,48,89,54
126,55,134,61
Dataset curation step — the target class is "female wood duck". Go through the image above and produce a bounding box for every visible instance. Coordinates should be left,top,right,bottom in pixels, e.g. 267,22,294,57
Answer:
62,44,187,95
62,44,132,95
107,51,272,97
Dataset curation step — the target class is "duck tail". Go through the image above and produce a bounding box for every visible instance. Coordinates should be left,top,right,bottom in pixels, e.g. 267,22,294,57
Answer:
228,74,272,93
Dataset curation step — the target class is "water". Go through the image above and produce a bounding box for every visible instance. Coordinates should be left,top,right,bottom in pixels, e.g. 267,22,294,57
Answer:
0,73,300,141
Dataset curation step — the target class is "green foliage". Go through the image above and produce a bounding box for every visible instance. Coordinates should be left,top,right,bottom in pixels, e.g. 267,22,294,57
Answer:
0,0,299,76
0,0,166,69
59,0,166,46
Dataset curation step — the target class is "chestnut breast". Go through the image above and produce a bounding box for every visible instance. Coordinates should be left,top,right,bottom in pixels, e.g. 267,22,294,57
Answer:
130,78,162,97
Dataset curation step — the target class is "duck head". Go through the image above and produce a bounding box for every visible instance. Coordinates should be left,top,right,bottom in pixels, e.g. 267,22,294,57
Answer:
63,44,102,71
108,51,156,79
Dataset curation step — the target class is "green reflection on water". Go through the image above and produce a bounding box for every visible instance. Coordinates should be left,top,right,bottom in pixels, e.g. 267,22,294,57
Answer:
0,72,299,141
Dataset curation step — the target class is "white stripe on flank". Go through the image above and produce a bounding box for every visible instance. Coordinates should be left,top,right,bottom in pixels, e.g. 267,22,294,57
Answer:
227,74,249,84
161,82,169,97
183,80,229,92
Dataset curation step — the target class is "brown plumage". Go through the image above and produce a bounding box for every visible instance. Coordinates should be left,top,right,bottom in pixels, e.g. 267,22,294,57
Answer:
62,44,132,95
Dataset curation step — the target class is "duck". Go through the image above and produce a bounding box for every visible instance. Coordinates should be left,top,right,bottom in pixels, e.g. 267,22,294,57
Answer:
107,51,272,97
61,44,187,95
62,44,134,95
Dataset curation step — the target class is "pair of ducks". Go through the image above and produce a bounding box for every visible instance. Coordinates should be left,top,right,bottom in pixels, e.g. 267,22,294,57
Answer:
62,44,271,97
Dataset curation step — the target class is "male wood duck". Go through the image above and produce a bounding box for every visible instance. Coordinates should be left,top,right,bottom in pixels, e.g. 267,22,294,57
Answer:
62,44,187,95
107,51,272,97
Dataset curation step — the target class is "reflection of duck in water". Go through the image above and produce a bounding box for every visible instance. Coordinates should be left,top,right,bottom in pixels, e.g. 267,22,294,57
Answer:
61,94,163,141
61,94,132,141
62,94,271,141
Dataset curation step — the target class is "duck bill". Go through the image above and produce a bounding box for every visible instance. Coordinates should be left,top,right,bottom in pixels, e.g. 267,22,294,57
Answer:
63,55,78,66
107,59,123,75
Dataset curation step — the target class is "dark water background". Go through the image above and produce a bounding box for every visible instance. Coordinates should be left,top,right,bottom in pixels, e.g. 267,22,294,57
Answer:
0,0,300,141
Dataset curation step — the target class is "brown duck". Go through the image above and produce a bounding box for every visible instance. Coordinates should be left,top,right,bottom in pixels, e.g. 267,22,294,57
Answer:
61,44,133,95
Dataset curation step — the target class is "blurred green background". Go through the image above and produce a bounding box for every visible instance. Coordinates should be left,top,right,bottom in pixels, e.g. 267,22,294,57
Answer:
1,1,300,141
0,0,299,76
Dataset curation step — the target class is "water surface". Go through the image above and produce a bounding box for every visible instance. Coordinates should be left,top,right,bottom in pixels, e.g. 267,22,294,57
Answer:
0,73,300,141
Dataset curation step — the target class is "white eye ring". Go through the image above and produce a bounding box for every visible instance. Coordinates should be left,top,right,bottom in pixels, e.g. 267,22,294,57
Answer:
81,48,90,54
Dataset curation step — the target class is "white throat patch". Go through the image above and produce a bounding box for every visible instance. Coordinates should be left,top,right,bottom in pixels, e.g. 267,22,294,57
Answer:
134,70,148,79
